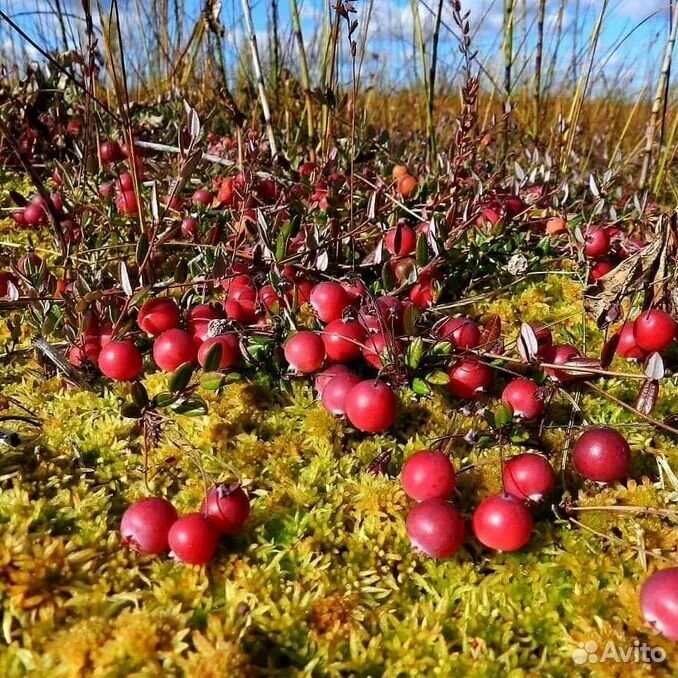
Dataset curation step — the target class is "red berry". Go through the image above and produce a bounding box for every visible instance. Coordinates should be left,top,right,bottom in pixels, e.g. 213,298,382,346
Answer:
152,329,198,372
409,281,436,308
116,172,134,192
12,210,26,226
191,188,213,208
362,332,400,369
633,309,677,352
289,279,314,307
384,224,416,256
345,379,397,433
590,259,615,281
201,484,250,535
259,284,282,312
115,190,138,216
181,217,198,239
501,378,545,421
67,337,101,367
406,499,466,559
572,426,630,483
615,323,647,360
168,513,219,565
447,358,493,399
544,344,582,382
224,298,256,324
99,140,123,164
98,340,144,381
584,227,610,259
187,303,225,340
310,281,351,323
531,324,553,357
437,316,481,349
23,202,47,226
284,331,326,374
402,450,456,502
321,371,361,415
322,319,367,363
340,279,367,303
640,568,678,641
197,335,239,369
472,494,533,552
503,453,555,502
137,297,181,336
120,497,178,555
315,364,351,396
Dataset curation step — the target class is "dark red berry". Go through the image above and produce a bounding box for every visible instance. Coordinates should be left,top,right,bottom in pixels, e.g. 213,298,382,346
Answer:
584,227,610,259
284,331,326,374
120,497,178,555
310,281,351,323
197,335,240,369
168,513,220,565
447,358,493,399
544,344,582,382
137,297,181,336
191,188,213,208
315,365,351,396
640,568,678,641
572,426,630,483
503,453,555,502
472,494,533,552
100,139,123,164
201,484,250,535
406,499,466,559
437,316,481,349
99,340,144,381
633,310,677,353
321,371,361,415
402,450,456,502
615,323,647,360
152,329,198,372
322,319,367,363
384,224,416,256
501,378,545,421
345,379,397,433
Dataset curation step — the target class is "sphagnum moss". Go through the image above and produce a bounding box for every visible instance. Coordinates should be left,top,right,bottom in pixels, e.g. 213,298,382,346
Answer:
0,256,676,677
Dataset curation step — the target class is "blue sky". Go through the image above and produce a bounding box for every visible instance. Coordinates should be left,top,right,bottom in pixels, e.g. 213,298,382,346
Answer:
0,0,674,93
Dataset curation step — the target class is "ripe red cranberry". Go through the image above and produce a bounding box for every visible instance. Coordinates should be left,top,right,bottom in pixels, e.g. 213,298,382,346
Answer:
640,568,678,641
181,217,198,239
572,426,630,483
23,202,47,226
406,499,466,559
323,319,367,363
544,344,582,382
191,188,213,208
259,284,282,312
384,224,416,256
187,303,225,340
288,278,314,307
168,513,219,565
340,279,367,304
0,271,18,297
437,316,481,349
315,364,351,395
221,273,252,295
402,450,456,502
583,227,610,259
152,329,198,372
284,331,326,374
197,335,239,369
120,497,178,555
362,332,400,369
12,210,26,226
137,297,181,336
448,358,493,399
501,378,545,421
503,453,555,502
472,494,533,551
201,484,250,535
217,177,237,206
345,379,397,433
115,190,139,216
67,337,101,367
99,139,123,164
615,323,647,360
410,280,437,308
531,324,553,357
633,309,677,352
321,371,361,415
310,281,351,323
224,298,257,324
98,340,144,381
116,171,134,192
590,259,615,281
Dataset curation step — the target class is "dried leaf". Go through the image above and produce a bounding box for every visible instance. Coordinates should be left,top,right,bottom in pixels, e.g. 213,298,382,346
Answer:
635,379,659,416
517,322,538,362
644,352,665,381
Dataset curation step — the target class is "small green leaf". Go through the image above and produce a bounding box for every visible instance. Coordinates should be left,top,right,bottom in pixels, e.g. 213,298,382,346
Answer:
381,261,395,291
412,377,431,396
202,342,224,372
131,382,149,408
494,403,513,428
406,337,424,369
172,396,208,416
403,303,420,336
426,370,450,385
200,371,225,391
121,403,142,419
169,362,194,392
154,391,180,408
136,233,150,266
415,233,428,267
430,341,452,356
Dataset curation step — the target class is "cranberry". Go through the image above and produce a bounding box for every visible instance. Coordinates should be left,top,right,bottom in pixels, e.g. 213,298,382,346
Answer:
406,499,466,559
284,331,326,374
23,202,47,226
224,298,257,324
322,319,367,363
222,273,253,295
501,378,545,421
12,210,26,226
503,453,555,502
384,224,416,256
310,281,351,322
191,188,213,208
67,337,101,367
321,371,361,415
115,190,138,216
531,324,553,357
137,297,181,336
181,217,198,239
633,309,677,352
572,426,630,483
201,484,250,535
259,284,282,312
116,172,134,191
120,497,177,555
187,303,225,339
289,279,314,307
447,358,493,399
99,139,123,164
98,340,144,381
590,259,615,281
197,335,239,369
345,379,397,433
168,513,219,565
640,568,678,641
544,344,582,382
152,329,198,372
437,316,481,349
340,279,367,303
584,227,610,259
615,323,647,360
315,364,351,395
472,494,533,551
410,280,437,308
402,450,456,501
362,332,400,369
